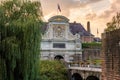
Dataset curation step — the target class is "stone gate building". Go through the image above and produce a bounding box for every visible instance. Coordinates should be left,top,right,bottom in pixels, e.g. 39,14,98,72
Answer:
40,15,94,62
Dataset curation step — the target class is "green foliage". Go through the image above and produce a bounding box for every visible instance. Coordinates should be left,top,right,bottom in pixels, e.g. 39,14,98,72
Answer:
40,60,68,80
82,42,101,48
105,13,120,32
0,0,43,80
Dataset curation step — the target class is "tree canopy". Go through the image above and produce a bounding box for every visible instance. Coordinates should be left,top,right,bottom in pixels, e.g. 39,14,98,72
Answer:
0,0,43,80
105,13,120,32
40,60,68,80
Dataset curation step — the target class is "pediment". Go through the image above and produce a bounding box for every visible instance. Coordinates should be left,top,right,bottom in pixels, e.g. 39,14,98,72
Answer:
48,15,69,22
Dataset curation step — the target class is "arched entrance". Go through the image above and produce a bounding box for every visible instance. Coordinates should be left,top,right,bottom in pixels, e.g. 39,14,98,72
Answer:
54,55,64,60
86,76,99,80
72,73,83,80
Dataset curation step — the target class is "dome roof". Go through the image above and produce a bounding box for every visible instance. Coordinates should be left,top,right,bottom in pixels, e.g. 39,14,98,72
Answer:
48,15,69,22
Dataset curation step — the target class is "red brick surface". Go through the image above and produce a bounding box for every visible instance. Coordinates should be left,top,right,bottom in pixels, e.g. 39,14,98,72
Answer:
101,29,120,80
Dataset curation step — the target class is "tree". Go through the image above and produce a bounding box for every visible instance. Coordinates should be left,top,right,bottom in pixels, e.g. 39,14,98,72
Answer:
40,60,68,80
0,0,43,80
105,13,120,32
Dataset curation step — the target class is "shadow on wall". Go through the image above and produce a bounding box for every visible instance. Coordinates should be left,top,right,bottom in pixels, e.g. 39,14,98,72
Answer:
72,73,99,80
54,55,64,60
72,73,83,80
86,75,99,80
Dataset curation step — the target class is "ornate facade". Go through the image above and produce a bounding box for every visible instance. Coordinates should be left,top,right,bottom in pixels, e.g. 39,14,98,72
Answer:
41,15,82,62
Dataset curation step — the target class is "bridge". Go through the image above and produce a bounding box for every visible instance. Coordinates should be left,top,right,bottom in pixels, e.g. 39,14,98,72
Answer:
64,62,102,80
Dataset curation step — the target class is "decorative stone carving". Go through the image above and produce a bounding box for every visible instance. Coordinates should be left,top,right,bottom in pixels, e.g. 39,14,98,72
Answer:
53,26,65,38
41,15,82,62
68,31,76,40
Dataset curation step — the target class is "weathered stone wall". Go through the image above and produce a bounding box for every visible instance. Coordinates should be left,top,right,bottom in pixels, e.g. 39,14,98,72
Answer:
83,48,101,60
82,45,101,66
101,29,120,80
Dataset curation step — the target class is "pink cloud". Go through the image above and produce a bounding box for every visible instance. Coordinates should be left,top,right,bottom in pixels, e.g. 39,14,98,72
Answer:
99,0,120,19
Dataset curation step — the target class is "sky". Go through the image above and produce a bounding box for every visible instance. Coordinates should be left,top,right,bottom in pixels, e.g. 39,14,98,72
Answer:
40,0,120,37
1,0,119,37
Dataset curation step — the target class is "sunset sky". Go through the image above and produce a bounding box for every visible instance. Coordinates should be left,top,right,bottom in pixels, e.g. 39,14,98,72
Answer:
40,0,120,37
1,0,119,37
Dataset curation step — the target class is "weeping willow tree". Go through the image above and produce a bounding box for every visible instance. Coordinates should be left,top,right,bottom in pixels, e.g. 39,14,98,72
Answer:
0,0,43,80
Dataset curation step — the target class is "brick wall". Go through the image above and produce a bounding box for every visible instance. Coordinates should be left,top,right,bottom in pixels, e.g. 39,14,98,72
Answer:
101,29,120,80
81,36,94,43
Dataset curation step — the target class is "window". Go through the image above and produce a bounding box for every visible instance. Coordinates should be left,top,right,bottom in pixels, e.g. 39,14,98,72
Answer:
53,43,65,48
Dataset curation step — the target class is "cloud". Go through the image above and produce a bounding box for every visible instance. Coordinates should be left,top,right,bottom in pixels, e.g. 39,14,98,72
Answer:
85,12,97,20
99,0,120,19
40,0,120,37
81,0,103,4
41,0,103,19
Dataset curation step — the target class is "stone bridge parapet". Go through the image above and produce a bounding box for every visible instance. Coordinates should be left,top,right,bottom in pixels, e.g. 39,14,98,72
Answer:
68,67,102,80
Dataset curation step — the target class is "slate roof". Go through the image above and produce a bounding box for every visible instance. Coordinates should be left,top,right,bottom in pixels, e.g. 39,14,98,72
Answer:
69,22,94,36
94,37,101,42
42,22,94,36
